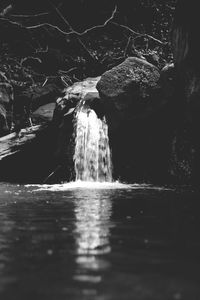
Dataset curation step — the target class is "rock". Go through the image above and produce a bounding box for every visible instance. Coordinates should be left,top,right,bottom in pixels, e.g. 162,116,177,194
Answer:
96,58,178,183
23,83,63,111
13,82,63,131
0,82,14,136
32,103,56,123
64,76,100,100
56,76,100,109
96,57,161,130
82,92,104,118
52,77,101,126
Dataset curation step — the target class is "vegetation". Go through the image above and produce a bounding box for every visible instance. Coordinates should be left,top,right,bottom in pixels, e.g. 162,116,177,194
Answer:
0,0,177,87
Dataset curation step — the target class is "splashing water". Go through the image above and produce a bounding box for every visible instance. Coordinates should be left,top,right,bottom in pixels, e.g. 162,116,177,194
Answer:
73,107,112,182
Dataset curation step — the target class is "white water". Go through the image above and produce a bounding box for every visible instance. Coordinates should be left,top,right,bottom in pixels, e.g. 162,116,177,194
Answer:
26,181,171,192
73,107,112,182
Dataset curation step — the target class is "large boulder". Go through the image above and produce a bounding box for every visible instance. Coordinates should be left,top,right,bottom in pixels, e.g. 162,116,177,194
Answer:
96,57,161,130
0,82,14,136
96,58,177,183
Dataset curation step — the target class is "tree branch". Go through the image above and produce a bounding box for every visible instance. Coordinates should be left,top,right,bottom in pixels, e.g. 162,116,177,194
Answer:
10,12,50,18
17,5,163,49
26,5,118,36
111,22,166,45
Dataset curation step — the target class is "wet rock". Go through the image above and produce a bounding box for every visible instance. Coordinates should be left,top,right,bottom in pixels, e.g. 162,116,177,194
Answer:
96,58,177,183
52,76,101,130
96,57,161,129
55,76,100,112
32,103,56,123
82,92,105,118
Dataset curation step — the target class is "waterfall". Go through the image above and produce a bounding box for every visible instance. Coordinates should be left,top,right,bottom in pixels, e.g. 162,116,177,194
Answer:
73,105,112,182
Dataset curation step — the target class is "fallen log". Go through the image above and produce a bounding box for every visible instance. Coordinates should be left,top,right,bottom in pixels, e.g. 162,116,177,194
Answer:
0,125,46,161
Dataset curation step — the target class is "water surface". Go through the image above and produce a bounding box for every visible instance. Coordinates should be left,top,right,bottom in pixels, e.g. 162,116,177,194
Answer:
0,182,200,300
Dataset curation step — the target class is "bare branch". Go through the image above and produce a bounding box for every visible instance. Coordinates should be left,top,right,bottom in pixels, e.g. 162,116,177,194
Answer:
111,22,166,45
0,17,26,28
26,22,71,34
26,5,118,36
47,2,105,64
66,5,118,35
17,5,163,50
10,12,50,18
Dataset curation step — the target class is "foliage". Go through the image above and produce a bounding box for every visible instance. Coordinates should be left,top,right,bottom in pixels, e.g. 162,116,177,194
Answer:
0,0,177,86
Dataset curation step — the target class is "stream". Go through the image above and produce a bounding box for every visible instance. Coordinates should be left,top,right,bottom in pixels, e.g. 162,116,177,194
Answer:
0,182,200,300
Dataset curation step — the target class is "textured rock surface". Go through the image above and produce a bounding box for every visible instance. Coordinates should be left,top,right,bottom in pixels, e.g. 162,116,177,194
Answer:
32,103,56,123
54,76,101,115
96,57,177,182
96,57,161,128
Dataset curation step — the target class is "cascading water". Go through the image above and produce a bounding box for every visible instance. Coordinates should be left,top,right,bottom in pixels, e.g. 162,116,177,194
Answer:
73,104,112,182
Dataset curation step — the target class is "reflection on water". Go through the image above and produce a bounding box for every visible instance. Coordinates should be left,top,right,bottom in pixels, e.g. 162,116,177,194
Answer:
74,190,112,255
72,189,112,285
